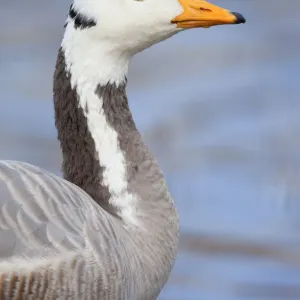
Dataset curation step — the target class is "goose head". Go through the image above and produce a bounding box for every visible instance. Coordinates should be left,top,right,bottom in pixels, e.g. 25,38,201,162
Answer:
69,0,245,55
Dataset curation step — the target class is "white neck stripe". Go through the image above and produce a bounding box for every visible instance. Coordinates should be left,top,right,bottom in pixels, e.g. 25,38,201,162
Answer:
62,26,138,226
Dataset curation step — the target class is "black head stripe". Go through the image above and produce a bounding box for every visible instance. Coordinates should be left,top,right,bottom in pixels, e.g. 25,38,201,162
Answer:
68,4,97,29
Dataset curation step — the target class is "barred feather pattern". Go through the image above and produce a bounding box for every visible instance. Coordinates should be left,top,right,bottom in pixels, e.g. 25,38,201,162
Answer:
0,161,137,299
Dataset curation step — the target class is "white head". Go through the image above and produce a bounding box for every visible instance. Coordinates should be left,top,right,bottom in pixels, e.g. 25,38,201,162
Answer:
62,0,245,84
72,0,180,54
71,0,245,53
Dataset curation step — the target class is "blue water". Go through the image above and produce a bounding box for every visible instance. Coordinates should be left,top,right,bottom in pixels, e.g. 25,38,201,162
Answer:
1,0,300,299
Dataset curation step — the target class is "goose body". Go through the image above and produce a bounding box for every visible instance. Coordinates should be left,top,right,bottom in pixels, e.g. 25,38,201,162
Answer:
0,1,245,299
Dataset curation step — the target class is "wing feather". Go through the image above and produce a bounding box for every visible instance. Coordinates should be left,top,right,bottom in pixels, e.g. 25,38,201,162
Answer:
0,160,102,264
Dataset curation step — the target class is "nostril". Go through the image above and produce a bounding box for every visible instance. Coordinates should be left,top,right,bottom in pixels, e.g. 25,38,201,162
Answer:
199,7,212,12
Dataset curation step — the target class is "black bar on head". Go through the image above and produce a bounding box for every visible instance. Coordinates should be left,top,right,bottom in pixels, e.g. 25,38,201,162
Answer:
68,4,97,30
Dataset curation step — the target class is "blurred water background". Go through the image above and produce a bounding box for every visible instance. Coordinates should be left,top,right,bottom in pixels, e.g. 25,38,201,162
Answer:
1,0,300,299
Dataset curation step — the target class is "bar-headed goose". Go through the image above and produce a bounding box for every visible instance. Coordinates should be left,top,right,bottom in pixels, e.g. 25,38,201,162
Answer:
0,0,245,299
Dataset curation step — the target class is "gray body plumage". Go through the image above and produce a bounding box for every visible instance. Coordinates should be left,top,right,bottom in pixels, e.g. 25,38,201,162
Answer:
0,46,179,299
0,0,246,297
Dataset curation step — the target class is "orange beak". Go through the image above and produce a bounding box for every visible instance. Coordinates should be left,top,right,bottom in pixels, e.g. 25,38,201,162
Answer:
172,0,246,28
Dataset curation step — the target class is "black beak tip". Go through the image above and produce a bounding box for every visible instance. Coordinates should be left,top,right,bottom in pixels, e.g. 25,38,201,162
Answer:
231,12,246,24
